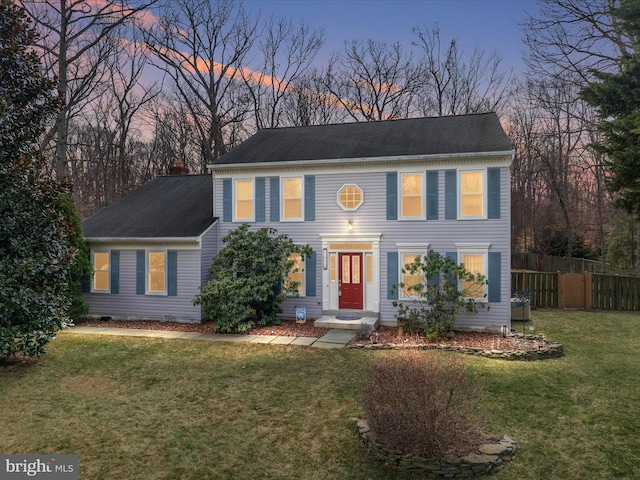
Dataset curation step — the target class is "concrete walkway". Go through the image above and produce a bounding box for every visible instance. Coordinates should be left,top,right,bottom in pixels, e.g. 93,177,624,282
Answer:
65,326,355,349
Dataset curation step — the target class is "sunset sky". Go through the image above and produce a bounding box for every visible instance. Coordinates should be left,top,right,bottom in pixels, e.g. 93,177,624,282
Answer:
245,0,540,76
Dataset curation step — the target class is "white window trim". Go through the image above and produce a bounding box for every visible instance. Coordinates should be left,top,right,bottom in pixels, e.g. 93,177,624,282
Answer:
337,183,364,211
397,243,430,300
91,250,110,294
455,243,490,301
280,176,304,222
146,250,168,296
399,172,426,221
233,178,255,222
458,169,487,220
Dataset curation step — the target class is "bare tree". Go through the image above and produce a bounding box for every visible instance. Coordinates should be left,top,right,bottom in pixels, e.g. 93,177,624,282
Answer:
147,93,204,174
507,86,548,254
523,0,634,82
242,16,324,130
321,39,422,122
280,68,349,126
20,0,157,181
143,0,258,168
520,0,633,266
412,24,511,117
509,75,597,265
105,26,160,196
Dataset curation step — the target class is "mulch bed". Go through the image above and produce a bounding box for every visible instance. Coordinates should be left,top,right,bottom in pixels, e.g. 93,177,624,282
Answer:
75,318,540,351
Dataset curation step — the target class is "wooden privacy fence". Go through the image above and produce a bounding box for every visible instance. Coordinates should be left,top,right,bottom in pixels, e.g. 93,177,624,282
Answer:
511,271,558,308
511,271,640,311
591,273,640,311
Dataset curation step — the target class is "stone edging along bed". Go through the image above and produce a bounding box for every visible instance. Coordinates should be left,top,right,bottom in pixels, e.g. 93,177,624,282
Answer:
353,418,517,477
347,334,564,361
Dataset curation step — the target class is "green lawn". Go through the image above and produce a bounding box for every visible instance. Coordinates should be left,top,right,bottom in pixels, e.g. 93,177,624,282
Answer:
1,310,639,479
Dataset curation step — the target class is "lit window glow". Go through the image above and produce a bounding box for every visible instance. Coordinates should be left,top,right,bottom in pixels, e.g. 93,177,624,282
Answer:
401,173,423,218
283,178,302,219
93,252,109,292
460,171,484,217
235,179,253,220
337,184,363,211
148,252,166,293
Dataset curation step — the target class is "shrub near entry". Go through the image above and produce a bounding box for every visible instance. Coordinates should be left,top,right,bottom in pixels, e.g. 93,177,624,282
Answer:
392,250,488,340
361,350,485,461
194,225,312,333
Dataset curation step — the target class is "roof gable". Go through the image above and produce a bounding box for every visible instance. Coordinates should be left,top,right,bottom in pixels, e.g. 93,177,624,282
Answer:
212,113,512,167
82,175,214,239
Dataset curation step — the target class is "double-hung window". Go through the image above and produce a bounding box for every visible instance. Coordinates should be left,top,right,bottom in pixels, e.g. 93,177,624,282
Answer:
282,177,303,221
456,243,490,300
92,251,110,292
285,253,304,295
400,172,424,219
397,244,429,299
459,170,485,218
234,179,254,221
148,251,167,294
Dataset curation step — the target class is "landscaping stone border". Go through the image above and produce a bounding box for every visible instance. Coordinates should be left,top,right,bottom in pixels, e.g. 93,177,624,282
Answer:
353,419,516,478
348,334,564,361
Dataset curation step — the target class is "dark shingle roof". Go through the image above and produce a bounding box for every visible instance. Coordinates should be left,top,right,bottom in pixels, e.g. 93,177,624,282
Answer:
82,175,215,239
213,112,511,166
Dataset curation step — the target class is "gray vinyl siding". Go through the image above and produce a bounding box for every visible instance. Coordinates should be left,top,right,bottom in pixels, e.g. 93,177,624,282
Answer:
200,223,218,285
83,245,204,322
214,164,511,330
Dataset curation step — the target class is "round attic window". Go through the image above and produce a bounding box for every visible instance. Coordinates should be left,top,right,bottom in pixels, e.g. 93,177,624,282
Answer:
337,184,364,211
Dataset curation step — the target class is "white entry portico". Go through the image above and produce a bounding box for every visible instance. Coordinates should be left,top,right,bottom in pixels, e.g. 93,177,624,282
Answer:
319,233,382,313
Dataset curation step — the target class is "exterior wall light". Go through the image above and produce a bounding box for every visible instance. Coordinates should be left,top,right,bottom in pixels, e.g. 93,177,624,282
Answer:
347,219,353,231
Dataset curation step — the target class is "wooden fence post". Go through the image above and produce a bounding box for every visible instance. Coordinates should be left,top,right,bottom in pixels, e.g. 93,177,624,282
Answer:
584,272,592,310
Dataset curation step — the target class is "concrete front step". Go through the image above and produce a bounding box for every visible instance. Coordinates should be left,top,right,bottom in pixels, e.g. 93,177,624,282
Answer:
314,311,379,331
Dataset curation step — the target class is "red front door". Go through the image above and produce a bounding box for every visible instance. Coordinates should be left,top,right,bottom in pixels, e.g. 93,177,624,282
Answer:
339,253,363,310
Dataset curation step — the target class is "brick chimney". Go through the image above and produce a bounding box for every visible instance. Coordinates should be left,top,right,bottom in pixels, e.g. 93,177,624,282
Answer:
169,161,189,175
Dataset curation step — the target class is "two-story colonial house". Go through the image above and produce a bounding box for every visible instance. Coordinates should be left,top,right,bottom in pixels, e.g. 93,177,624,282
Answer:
82,112,514,331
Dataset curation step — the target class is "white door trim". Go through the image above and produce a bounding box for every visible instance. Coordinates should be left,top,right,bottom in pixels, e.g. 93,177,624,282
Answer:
320,233,382,312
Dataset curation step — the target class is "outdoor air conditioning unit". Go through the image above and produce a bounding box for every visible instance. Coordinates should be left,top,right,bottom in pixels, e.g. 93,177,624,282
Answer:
511,299,531,321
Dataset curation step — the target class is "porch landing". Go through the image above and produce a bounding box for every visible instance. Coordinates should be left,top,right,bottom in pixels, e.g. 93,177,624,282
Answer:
314,310,379,330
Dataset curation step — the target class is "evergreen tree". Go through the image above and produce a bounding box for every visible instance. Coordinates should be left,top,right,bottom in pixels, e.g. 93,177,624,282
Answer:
581,0,640,217
0,0,77,357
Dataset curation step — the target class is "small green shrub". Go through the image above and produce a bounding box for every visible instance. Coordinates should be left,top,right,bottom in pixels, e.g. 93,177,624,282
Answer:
361,350,485,460
392,250,488,340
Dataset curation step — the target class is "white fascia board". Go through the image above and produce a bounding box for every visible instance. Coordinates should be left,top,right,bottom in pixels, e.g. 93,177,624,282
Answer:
208,150,515,172
197,218,219,244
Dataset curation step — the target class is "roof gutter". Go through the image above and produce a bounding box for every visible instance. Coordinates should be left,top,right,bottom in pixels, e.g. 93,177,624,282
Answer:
85,237,202,244
208,150,515,171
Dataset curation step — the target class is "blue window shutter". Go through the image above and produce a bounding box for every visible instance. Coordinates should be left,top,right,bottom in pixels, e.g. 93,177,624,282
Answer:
222,179,232,222
270,176,280,222
445,170,457,220
445,252,458,285
488,252,501,302
136,250,145,295
386,172,398,220
304,175,315,221
487,168,501,219
426,171,439,220
81,266,91,293
168,250,178,296
110,250,120,294
305,251,317,297
255,177,265,222
387,251,398,300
